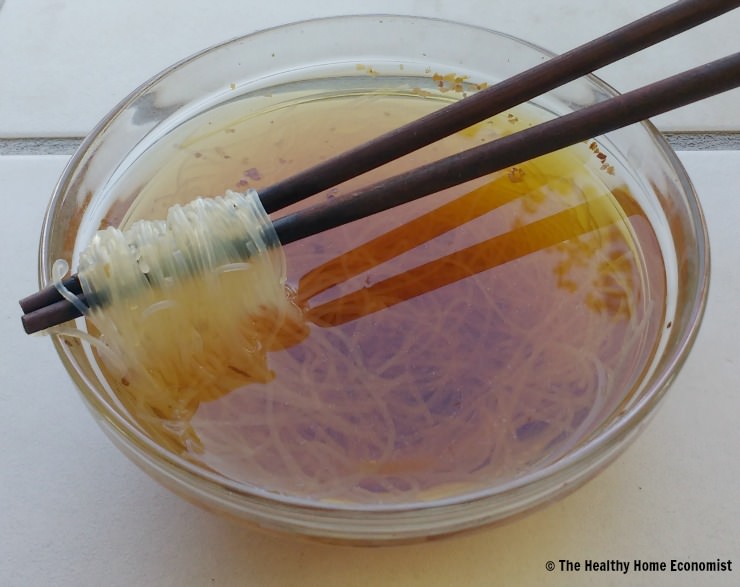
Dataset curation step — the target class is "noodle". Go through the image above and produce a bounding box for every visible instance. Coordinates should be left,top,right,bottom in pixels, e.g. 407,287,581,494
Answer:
51,88,666,504
69,190,307,450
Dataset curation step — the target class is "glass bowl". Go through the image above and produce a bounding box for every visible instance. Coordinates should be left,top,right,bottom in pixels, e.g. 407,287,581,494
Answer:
38,15,708,544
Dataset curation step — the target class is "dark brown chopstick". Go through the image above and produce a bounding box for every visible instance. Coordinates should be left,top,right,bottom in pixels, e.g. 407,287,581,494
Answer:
19,3,740,334
272,53,740,245
18,0,738,319
257,0,740,213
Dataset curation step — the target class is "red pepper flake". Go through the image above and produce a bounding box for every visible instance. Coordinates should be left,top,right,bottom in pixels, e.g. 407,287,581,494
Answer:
508,167,525,183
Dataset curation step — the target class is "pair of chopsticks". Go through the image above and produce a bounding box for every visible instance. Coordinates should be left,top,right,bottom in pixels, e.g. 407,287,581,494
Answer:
20,0,740,335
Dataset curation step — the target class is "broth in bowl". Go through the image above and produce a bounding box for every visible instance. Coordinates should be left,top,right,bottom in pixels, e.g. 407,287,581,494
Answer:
78,75,664,504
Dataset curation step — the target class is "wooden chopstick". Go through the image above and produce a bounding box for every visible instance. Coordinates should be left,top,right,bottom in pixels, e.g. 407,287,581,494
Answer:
19,2,740,334
271,52,740,245
257,0,740,213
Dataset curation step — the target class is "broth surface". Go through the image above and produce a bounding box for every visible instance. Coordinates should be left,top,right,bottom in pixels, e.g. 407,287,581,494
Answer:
96,77,666,503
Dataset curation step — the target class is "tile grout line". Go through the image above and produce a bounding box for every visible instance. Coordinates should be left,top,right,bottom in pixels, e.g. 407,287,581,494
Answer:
1,133,740,156
662,133,740,151
0,138,85,156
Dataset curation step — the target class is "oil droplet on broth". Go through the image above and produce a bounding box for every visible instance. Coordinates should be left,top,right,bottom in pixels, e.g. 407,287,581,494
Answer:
98,77,666,504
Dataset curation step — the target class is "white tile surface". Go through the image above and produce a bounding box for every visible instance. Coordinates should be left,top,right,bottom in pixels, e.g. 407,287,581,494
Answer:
0,0,738,137
1,152,739,586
